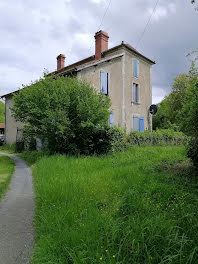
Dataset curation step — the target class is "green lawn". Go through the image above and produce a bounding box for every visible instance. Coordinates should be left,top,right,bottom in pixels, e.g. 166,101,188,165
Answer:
0,155,14,200
29,146,198,264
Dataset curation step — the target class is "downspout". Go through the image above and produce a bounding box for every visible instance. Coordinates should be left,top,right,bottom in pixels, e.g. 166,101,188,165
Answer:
122,53,126,129
2,97,6,142
149,66,152,131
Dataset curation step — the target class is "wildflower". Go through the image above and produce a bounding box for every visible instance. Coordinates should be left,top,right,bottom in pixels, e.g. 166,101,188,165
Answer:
112,255,115,258
100,257,102,260
105,250,108,253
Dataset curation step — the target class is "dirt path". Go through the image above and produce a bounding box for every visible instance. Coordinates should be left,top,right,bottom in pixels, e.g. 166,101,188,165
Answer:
0,152,34,264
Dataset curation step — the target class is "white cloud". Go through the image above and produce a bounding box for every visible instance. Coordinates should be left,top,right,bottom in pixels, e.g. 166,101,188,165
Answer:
152,86,167,104
0,0,197,103
90,0,106,4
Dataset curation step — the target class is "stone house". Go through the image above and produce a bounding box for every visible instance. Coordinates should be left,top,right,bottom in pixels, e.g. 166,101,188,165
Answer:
1,30,155,144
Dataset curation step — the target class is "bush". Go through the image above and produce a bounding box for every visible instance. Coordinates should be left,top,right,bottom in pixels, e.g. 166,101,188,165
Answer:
81,126,126,155
126,129,188,146
106,126,127,152
11,75,111,155
187,137,198,167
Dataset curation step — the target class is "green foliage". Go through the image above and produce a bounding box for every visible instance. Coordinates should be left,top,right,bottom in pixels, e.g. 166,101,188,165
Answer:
0,101,5,123
31,146,198,264
106,126,127,152
178,63,198,167
11,75,111,155
153,74,189,130
0,155,14,200
19,151,48,166
187,137,198,168
0,144,16,153
179,64,198,136
126,129,188,146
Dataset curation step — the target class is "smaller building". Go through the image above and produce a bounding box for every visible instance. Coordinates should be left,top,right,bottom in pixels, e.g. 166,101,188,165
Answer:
0,123,5,135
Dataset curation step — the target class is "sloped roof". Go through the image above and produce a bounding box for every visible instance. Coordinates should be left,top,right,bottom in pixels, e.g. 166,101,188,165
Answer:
0,123,5,129
1,42,155,98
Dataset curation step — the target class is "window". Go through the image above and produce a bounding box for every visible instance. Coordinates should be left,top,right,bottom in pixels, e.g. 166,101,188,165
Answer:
132,83,139,103
109,112,114,127
100,71,109,95
133,116,144,132
133,59,139,78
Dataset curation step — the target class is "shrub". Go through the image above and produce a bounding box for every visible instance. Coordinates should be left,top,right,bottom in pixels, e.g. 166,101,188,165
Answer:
84,126,126,155
187,137,198,168
106,126,127,152
126,129,188,146
11,75,111,155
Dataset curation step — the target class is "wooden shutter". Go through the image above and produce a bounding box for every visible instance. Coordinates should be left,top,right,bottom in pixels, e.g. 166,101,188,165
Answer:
133,116,139,131
139,117,144,132
100,71,108,95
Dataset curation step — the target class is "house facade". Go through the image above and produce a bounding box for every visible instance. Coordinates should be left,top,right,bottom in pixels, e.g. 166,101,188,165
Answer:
1,30,155,144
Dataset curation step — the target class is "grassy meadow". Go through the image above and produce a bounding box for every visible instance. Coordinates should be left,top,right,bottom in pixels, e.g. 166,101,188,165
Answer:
0,155,14,200
29,146,198,264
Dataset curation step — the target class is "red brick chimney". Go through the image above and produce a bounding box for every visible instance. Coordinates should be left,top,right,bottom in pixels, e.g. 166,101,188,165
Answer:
94,30,109,60
57,54,65,70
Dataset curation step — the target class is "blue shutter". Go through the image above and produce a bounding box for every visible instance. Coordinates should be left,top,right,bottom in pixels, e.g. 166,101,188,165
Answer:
139,117,144,132
100,71,108,95
133,116,139,131
109,112,114,127
133,59,138,78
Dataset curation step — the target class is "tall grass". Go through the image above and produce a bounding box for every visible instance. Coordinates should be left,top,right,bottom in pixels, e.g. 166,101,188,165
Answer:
0,143,16,153
31,146,198,264
0,155,14,199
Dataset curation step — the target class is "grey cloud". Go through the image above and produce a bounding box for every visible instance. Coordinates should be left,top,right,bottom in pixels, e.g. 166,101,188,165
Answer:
0,0,198,103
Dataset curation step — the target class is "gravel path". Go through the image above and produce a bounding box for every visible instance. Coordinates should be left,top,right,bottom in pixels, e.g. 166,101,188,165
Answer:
0,152,34,264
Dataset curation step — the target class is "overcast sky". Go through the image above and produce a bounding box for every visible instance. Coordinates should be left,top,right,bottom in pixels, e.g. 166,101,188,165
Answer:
0,0,197,103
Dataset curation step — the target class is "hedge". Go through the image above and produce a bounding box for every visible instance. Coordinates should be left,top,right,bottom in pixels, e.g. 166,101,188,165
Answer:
126,129,189,146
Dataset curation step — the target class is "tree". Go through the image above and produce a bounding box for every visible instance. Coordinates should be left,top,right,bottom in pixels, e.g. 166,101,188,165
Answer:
152,74,189,130
179,63,198,135
0,101,5,123
11,75,111,154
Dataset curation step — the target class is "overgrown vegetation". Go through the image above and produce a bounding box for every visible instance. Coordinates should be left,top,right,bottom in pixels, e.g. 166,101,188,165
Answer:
11,75,111,155
0,144,16,153
29,146,198,264
0,101,5,123
153,74,189,131
0,155,14,200
127,129,188,146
